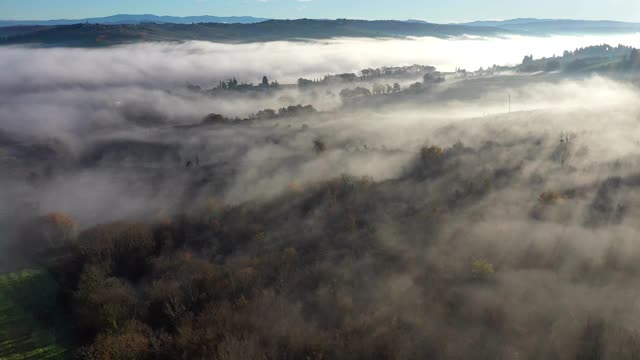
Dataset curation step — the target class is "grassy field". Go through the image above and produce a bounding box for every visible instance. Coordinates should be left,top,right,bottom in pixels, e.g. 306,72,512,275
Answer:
0,268,71,360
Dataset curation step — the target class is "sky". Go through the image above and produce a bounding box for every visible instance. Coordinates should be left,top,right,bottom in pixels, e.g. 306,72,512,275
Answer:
1,0,639,22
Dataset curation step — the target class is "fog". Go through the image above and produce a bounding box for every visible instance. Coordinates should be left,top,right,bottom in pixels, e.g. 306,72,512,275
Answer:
4,34,640,358
2,33,640,91
2,36,640,224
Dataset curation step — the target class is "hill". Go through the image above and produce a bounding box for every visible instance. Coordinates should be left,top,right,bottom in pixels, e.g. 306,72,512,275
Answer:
461,18,640,34
0,19,510,46
516,44,640,73
0,14,269,27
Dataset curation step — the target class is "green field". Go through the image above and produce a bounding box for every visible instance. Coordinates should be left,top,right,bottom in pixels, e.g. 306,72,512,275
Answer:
0,269,71,360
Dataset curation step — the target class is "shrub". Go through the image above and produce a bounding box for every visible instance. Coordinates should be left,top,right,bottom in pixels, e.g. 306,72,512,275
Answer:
538,191,567,205
255,108,277,120
471,259,495,280
202,113,227,125
422,145,443,158
313,139,327,154
278,104,316,117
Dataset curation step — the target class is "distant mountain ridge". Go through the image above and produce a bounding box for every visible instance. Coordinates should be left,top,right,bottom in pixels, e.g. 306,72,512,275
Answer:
0,19,509,47
0,14,270,27
460,18,640,34
1,17,640,47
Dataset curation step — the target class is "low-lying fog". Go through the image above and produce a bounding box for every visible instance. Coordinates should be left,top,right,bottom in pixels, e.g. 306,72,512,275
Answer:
6,32,640,358
2,33,640,90
2,33,640,264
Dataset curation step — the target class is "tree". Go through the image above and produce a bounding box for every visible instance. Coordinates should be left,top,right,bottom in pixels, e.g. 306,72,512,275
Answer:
297,78,314,87
339,87,371,100
202,113,227,125
261,76,269,87
74,266,139,333
255,109,276,120
313,139,327,154
408,82,423,91
626,48,640,69
545,59,561,71
372,83,386,95
522,55,534,65
227,78,238,89
423,72,444,84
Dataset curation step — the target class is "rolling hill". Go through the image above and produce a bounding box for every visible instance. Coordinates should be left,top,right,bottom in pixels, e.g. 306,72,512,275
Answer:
0,14,269,27
1,16,640,47
461,18,640,34
0,19,510,46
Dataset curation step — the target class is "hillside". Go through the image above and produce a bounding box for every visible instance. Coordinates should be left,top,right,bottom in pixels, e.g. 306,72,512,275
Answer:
462,18,640,34
0,14,269,27
3,17,640,47
0,19,509,46
516,44,640,73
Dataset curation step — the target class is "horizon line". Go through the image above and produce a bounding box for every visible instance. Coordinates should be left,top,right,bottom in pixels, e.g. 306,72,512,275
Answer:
0,14,637,24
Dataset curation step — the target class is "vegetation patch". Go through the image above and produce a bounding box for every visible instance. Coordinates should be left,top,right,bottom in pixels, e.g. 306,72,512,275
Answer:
0,269,71,360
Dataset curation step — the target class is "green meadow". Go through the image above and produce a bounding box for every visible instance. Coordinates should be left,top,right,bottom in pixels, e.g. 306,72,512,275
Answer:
0,269,71,360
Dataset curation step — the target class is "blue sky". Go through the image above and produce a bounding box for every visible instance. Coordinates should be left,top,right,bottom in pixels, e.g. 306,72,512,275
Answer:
1,0,639,22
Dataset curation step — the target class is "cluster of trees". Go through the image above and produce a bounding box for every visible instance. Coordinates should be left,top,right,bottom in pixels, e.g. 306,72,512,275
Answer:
200,104,317,125
562,44,636,60
360,64,436,79
522,45,635,68
18,137,640,359
518,44,640,73
298,65,441,89
372,82,402,95
297,74,358,87
624,48,640,69
21,175,425,359
251,104,317,120
208,66,443,95
339,86,373,100
521,54,535,65
215,76,280,91
217,77,240,89
338,71,446,101
339,83,402,100
423,72,445,84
